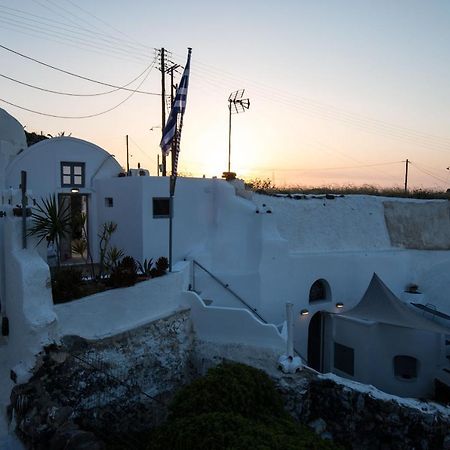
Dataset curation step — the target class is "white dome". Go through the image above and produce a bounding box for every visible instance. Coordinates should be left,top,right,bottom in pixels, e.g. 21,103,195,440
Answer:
0,108,27,153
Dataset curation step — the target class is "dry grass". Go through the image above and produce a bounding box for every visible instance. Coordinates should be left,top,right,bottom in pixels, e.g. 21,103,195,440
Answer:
245,178,450,200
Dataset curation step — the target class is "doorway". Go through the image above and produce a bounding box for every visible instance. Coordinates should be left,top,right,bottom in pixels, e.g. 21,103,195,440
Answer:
308,311,324,372
58,194,89,264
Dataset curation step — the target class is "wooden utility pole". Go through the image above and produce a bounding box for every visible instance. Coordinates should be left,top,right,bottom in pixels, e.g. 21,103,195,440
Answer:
126,135,129,175
404,159,409,193
160,48,167,176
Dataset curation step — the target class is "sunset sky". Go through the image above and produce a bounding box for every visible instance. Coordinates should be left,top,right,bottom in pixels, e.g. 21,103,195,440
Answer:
1,0,450,188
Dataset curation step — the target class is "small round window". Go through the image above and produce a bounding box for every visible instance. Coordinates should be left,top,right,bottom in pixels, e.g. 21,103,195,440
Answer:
309,279,331,303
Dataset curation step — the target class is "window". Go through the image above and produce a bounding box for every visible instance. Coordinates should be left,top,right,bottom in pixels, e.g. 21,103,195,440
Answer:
309,279,331,303
393,355,418,380
153,197,170,218
334,342,354,376
105,197,114,208
61,162,85,188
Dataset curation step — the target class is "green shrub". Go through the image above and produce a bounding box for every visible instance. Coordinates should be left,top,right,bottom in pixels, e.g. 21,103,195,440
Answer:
148,412,337,450
168,362,285,421
52,267,83,303
147,363,341,450
155,257,168,276
109,256,138,288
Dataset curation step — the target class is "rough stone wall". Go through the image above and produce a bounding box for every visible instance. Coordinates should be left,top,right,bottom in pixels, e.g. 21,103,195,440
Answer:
9,316,450,450
384,201,450,250
278,374,450,450
9,309,195,449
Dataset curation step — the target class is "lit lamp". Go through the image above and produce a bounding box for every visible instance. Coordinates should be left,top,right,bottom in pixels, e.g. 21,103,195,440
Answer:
300,309,309,316
336,302,344,309
71,188,79,193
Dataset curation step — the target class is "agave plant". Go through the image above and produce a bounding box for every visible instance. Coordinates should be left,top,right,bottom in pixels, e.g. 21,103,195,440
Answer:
27,195,71,267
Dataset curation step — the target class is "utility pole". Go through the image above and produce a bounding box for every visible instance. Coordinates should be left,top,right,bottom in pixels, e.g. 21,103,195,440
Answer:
404,159,409,193
126,135,129,175
160,48,167,176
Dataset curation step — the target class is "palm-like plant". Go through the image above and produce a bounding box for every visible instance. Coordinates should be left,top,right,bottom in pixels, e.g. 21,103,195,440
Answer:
28,195,71,267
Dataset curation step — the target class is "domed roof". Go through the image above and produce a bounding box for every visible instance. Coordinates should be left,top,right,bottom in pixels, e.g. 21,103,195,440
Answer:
0,108,27,153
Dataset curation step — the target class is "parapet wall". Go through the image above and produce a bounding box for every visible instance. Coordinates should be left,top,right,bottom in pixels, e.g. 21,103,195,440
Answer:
256,194,450,252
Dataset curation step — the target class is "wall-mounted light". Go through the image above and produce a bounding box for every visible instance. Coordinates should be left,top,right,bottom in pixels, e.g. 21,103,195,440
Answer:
71,188,79,193
336,302,344,308
300,309,309,316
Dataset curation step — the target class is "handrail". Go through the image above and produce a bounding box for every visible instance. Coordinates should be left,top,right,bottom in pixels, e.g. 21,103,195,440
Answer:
192,260,308,364
193,260,267,324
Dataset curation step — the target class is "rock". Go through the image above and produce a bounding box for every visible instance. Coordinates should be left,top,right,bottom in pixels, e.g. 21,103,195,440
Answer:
308,417,327,435
443,435,450,450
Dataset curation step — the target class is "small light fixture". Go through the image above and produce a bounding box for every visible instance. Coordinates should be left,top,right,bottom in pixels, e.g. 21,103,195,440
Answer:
300,309,309,316
336,302,344,308
71,188,79,193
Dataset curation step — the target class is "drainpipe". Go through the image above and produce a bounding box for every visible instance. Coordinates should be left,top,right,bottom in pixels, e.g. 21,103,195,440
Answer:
286,302,294,358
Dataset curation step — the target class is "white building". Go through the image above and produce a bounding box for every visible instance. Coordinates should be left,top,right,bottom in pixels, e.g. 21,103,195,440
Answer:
0,107,449,402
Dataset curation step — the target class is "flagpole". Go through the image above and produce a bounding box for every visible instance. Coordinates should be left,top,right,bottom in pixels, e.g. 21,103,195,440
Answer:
162,47,191,273
169,117,183,273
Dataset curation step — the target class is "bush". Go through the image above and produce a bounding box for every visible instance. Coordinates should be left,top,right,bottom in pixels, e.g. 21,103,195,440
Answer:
149,412,337,450
109,256,138,288
52,267,83,303
147,363,341,450
155,257,168,275
168,362,285,421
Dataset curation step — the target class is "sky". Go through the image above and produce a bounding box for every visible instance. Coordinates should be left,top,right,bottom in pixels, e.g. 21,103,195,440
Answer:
1,0,450,189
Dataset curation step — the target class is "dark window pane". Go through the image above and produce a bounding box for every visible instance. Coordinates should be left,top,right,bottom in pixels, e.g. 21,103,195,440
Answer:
393,355,418,380
334,342,354,376
153,197,170,218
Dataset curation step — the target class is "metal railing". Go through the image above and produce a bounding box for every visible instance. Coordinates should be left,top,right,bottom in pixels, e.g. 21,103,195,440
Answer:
192,260,267,323
192,260,308,363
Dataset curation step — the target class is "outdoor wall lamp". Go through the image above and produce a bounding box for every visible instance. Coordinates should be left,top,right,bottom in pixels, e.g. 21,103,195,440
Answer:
71,188,79,193
336,302,344,308
300,309,309,316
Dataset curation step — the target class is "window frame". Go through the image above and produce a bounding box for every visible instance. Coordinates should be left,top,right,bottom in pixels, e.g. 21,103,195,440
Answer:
152,197,171,219
61,161,86,188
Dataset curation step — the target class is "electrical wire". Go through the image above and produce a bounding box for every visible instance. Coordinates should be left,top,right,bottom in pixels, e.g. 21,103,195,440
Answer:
0,44,159,95
0,60,156,119
0,16,149,64
409,162,448,185
0,60,157,97
61,0,156,53
0,5,152,61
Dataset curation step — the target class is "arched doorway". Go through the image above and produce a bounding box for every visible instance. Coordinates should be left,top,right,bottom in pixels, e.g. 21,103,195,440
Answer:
308,311,324,372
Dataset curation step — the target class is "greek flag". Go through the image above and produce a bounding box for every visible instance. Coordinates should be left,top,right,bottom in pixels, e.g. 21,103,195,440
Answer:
160,48,192,155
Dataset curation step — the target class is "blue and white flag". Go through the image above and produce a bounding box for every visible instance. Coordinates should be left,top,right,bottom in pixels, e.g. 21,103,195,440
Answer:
160,48,192,156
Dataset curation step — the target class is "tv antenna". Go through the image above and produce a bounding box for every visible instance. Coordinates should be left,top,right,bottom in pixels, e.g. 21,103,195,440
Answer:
225,89,250,177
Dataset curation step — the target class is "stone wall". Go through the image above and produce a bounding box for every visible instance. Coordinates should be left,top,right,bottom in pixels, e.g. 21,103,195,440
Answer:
9,309,195,449
9,315,450,450
278,374,450,450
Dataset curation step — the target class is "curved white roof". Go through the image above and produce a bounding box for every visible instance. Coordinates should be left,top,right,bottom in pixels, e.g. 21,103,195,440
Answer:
0,108,27,152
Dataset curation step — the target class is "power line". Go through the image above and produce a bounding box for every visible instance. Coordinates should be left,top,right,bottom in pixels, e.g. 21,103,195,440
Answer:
0,62,156,97
0,44,159,95
0,5,152,61
409,162,448,185
61,0,156,53
0,60,156,119
0,16,149,64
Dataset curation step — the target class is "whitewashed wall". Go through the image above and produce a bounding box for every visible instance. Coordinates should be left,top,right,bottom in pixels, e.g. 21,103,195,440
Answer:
327,314,445,398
